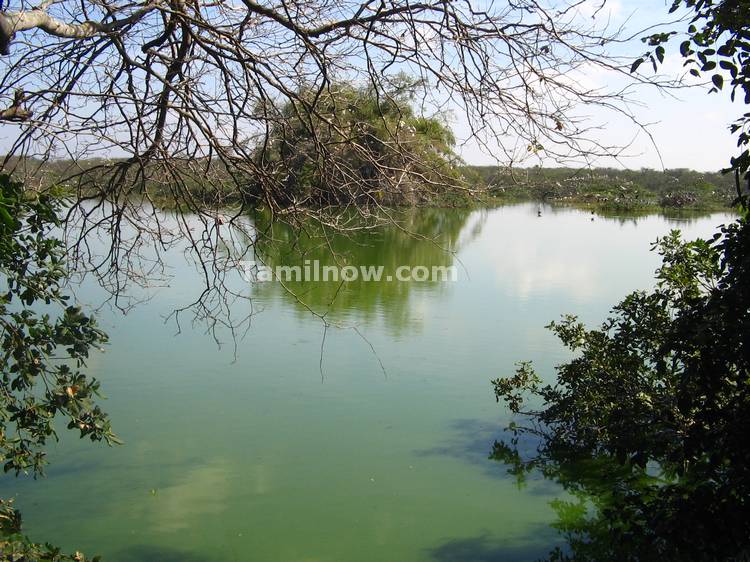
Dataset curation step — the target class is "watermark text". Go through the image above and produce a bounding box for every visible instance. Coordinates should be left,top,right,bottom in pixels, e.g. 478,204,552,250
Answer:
240,260,457,283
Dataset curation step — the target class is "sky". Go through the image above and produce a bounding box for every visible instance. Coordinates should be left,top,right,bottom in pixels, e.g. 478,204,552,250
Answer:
453,0,740,172
454,66,738,172
0,0,741,173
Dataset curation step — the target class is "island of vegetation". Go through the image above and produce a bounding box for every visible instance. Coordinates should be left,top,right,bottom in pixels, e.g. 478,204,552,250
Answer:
468,165,740,212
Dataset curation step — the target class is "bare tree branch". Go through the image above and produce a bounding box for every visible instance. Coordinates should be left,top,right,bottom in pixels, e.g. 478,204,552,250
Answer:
0,0,670,331
0,0,161,54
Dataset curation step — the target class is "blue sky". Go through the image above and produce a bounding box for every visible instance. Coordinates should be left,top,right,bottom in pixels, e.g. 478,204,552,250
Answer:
454,0,740,171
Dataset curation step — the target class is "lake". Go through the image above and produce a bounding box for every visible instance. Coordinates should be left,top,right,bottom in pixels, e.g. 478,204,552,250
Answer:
0,202,735,562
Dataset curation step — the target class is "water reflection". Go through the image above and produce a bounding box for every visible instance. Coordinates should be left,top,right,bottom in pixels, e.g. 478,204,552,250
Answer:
465,204,735,305
115,545,215,562
427,530,558,562
133,459,232,533
252,208,481,333
414,418,508,481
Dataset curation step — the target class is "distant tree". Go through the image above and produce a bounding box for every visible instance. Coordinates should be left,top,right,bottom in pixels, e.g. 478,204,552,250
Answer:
248,77,467,207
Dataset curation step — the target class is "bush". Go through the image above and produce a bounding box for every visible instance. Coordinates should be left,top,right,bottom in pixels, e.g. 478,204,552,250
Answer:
493,215,750,560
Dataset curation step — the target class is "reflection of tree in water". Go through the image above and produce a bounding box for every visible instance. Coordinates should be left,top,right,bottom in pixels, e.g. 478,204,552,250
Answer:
540,202,726,228
490,440,657,562
252,208,480,333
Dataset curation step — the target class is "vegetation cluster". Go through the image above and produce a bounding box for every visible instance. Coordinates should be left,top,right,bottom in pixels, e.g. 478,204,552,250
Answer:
0,174,113,561
244,78,471,208
470,166,738,211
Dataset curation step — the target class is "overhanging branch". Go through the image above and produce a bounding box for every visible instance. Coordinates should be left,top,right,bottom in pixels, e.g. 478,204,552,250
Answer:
0,1,161,55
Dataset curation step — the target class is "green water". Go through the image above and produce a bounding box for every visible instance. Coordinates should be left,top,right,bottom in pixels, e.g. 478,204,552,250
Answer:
0,203,735,562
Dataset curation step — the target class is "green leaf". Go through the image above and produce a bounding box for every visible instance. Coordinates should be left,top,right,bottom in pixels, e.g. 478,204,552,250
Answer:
719,60,738,77
0,206,14,229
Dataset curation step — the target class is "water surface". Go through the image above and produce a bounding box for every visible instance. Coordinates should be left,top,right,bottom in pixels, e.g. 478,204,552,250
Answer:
1,203,734,562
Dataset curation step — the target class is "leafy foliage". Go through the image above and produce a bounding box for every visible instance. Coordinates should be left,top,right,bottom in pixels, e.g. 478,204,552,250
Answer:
1,173,113,560
247,77,469,207
492,216,750,560
0,174,116,475
636,0,750,201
